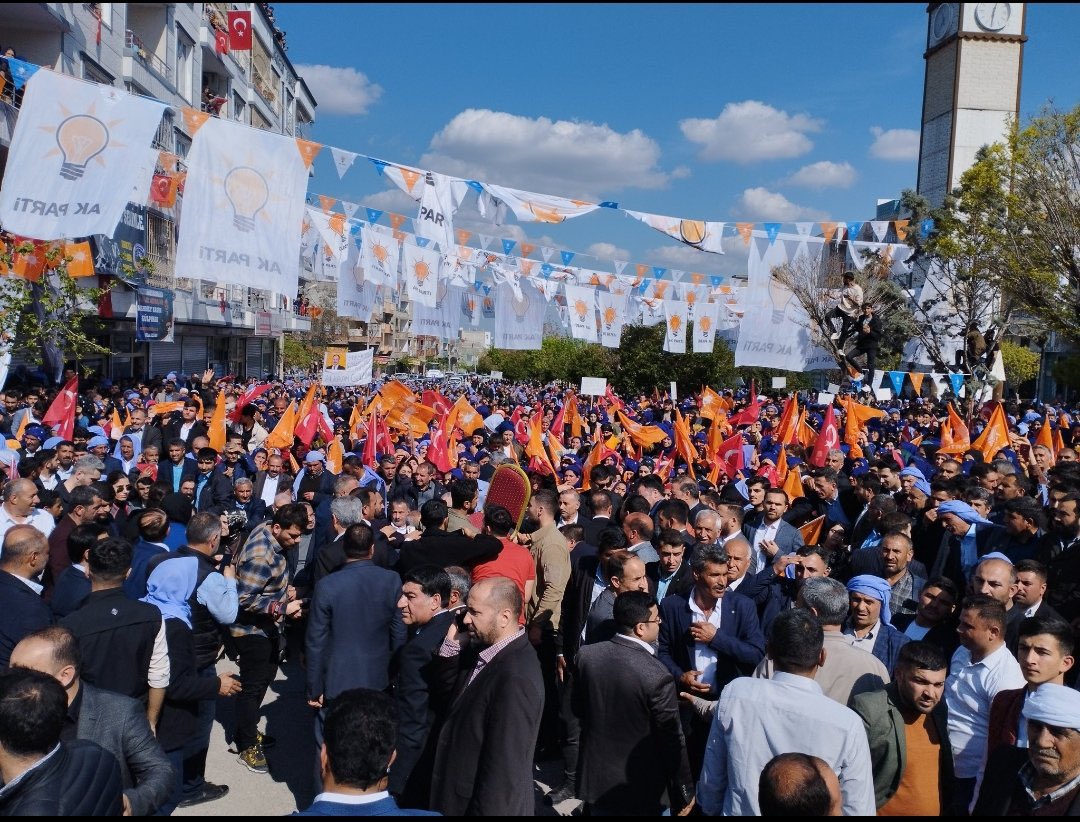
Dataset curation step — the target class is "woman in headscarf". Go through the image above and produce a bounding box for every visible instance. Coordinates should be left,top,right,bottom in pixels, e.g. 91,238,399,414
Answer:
142,558,241,815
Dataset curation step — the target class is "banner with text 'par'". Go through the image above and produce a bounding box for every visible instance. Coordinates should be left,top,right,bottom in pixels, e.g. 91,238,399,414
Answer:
0,70,166,238
596,289,627,348
564,284,599,343
175,117,308,294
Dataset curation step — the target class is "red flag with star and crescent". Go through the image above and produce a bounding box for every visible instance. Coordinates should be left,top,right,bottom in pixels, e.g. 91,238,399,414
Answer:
808,404,840,468
42,376,78,441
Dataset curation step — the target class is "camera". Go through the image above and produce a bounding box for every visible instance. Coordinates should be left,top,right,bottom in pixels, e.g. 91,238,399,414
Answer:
224,508,248,532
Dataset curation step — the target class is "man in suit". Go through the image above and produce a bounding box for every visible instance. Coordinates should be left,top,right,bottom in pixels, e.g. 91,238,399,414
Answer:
742,488,804,575
307,523,406,776
429,577,544,816
647,527,694,601
849,640,954,814
229,478,268,531
655,498,695,550
582,489,615,546
123,408,162,456
10,626,174,816
123,508,172,599
809,467,863,532
396,499,502,577
252,451,292,509
390,566,456,808
164,400,208,450
295,689,438,817
159,439,197,495
0,525,54,668
192,447,232,515
574,590,694,816
583,550,649,645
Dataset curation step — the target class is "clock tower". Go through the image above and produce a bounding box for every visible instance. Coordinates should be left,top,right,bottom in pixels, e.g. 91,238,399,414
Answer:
917,3,1027,207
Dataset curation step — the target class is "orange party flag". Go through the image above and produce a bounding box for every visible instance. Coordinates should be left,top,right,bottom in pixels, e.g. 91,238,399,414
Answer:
798,515,825,546
264,402,297,449
699,386,725,421
820,222,838,243
109,407,124,438
63,241,95,277
149,400,184,417
736,223,754,245
326,438,345,474
894,219,910,241
1035,414,1054,451
295,138,322,169
937,404,970,455
182,107,210,137
908,372,925,395
1053,427,1066,455
782,464,805,501
673,409,697,479
971,403,1010,461
207,389,227,451
616,410,668,448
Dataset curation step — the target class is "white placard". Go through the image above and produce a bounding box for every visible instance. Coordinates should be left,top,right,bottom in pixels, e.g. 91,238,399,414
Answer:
490,371,503,380
817,392,836,405
670,382,677,401
321,349,373,387
580,377,608,396
771,377,787,389
874,387,893,401
827,383,841,394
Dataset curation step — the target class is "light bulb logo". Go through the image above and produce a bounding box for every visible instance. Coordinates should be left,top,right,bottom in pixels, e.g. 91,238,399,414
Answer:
512,290,530,321
767,272,794,323
224,166,269,232
602,306,617,328
699,315,712,335
56,114,109,180
413,261,430,285
669,314,682,335
574,299,589,322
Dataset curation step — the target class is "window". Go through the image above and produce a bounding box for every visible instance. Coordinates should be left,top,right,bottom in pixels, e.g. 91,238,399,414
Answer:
232,92,246,124
82,56,113,86
250,107,270,131
175,29,194,102
173,129,191,160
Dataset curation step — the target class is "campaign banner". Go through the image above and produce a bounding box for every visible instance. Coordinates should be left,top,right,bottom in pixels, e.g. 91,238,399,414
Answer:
135,287,174,342
322,349,374,387
597,289,627,349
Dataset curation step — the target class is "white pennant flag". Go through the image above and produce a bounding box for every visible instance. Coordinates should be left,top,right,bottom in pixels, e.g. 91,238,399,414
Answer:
0,69,166,238
564,284,599,343
597,290,627,348
483,183,599,223
613,260,628,276
624,210,725,254
663,300,689,353
794,222,813,236
477,234,494,250
341,201,360,220
360,223,401,287
414,171,457,251
870,220,890,242
540,246,556,262
439,252,475,287
330,147,358,179
175,116,308,295
693,301,721,353
402,242,440,307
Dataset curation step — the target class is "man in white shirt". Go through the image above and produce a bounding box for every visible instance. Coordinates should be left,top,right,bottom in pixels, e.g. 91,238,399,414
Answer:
696,608,876,816
945,593,1026,814
0,480,55,544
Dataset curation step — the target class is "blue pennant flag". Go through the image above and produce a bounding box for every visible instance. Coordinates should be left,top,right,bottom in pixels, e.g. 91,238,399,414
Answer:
561,251,576,266
8,58,40,90
348,222,362,237
847,221,863,241
414,236,430,248
948,372,965,396
502,239,517,256
652,267,667,280
466,180,483,194
710,276,723,287
540,263,554,278
919,218,935,238
851,379,862,392
473,282,484,293
888,371,906,395
764,223,781,244
365,208,383,224
369,158,389,176
637,281,649,295
598,201,619,209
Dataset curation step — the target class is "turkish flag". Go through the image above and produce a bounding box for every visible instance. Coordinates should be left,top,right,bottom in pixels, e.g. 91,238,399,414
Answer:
228,382,272,423
215,28,230,54
228,11,252,50
427,426,452,473
717,432,745,481
808,405,840,468
42,376,79,441
150,174,177,207
295,401,330,447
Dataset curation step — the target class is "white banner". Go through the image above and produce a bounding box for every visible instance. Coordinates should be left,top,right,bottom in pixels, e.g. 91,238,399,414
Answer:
597,290,627,348
322,349,373,387
414,171,459,251
175,117,308,294
491,281,544,350
336,260,378,323
360,223,401,287
663,300,688,354
483,183,600,224
413,282,464,340
402,242,439,307
625,210,725,254
580,377,607,396
692,300,721,353
564,284,598,343
0,69,166,238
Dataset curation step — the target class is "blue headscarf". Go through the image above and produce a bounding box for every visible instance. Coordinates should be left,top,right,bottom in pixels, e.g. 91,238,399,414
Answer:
141,556,198,628
913,478,932,496
936,500,992,525
847,574,893,625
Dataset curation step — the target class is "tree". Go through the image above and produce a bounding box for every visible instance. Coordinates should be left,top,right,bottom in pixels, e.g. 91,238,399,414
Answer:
999,339,1039,390
282,335,319,374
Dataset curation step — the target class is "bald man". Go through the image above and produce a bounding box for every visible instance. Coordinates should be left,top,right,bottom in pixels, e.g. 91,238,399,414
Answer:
971,556,1025,653
0,525,53,668
759,752,842,816
0,479,55,542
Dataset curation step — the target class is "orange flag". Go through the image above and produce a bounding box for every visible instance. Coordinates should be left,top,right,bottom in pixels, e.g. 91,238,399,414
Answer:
782,464,805,501
842,397,886,459
798,515,826,546
149,400,184,417
526,413,557,476
207,389,227,451
707,418,726,486
1053,427,1066,455
297,383,319,425
673,409,697,479
109,407,124,438
264,402,297,449
908,372,925,396
63,241,95,277
774,396,799,445
385,403,436,439
1035,414,1054,451
348,402,363,439
776,444,789,482
446,395,481,435
796,408,817,448
326,438,345,474
580,437,615,491
937,404,971,455
616,410,668,448
971,403,1011,461
699,386,726,421
379,380,416,409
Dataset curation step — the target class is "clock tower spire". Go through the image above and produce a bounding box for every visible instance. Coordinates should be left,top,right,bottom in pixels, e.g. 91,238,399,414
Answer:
916,3,1027,207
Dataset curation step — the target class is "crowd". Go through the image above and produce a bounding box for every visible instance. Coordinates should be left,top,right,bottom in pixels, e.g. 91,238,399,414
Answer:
0,368,1077,816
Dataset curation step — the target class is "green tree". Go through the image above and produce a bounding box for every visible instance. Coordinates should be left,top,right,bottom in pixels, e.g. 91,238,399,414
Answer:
999,340,1039,389
281,335,319,373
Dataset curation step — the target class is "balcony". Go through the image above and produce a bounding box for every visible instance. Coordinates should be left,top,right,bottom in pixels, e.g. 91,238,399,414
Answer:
124,28,173,92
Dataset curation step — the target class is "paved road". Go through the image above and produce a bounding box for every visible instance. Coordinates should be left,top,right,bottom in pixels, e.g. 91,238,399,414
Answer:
175,656,580,816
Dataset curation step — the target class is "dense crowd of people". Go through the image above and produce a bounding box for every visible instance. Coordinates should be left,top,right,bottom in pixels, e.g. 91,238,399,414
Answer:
0,368,1078,815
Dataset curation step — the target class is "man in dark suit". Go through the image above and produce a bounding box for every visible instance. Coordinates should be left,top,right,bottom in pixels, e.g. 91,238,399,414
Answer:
742,488,805,574
934,500,1010,589
429,577,544,816
192,447,232,515
647,528,695,601
307,523,406,767
574,591,694,816
395,499,502,576
295,451,338,511
390,566,456,808
50,523,106,618
123,508,172,600
163,400,208,450
11,626,174,816
123,408,162,456
158,439,197,495
0,525,53,668
251,451,292,509
582,489,615,546
809,467,863,532
295,689,438,817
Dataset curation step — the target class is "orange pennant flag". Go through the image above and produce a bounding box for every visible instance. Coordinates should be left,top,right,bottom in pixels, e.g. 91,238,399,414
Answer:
971,403,1011,461
348,402,363,439
109,407,123,438
774,396,799,445
455,229,472,246
295,138,322,169
796,408,817,449
775,444,789,482
1053,427,1066,455
328,213,346,237
318,194,336,214
820,222,838,243
735,223,754,245
894,219,910,241
798,514,825,546
446,395,482,435
1035,414,1054,451
616,410,668,448
636,264,650,279
673,409,697,479
908,372,925,396
937,404,970,455
182,108,210,137
525,414,557,476
389,213,407,230
398,167,422,193
264,402,297,449
699,386,725,421
580,437,610,491
520,242,536,257
207,389,227,452
149,401,184,417
379,380,416,409
782,464,805,501
63,241,95,277
326,438,345,474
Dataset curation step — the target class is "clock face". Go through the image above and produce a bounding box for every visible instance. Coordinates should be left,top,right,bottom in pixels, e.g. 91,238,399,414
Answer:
930,3,957,44
975,2,1011,31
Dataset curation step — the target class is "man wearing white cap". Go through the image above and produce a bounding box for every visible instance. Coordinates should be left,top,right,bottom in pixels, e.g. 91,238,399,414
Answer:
974,683,1080,815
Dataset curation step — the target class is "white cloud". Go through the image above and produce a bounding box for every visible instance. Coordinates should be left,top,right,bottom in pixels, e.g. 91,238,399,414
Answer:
295,64,382,115
586,242,630,260
737,187,828,222
784,160,857,189
359,189,416,213
419,109,672,198
680,100,823,163
869,126,920,161
644,244,740,277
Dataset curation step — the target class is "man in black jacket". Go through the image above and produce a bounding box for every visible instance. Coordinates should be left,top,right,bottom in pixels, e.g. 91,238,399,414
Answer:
395,499,501,577
193,448,232,515
0,668,123,816
0,525,53,669
10,626,174,816
390,565,456,808
163,400,208,450
847,302,882,383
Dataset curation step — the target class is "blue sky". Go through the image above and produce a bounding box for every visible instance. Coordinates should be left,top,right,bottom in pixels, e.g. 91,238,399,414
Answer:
277,3,1080,278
